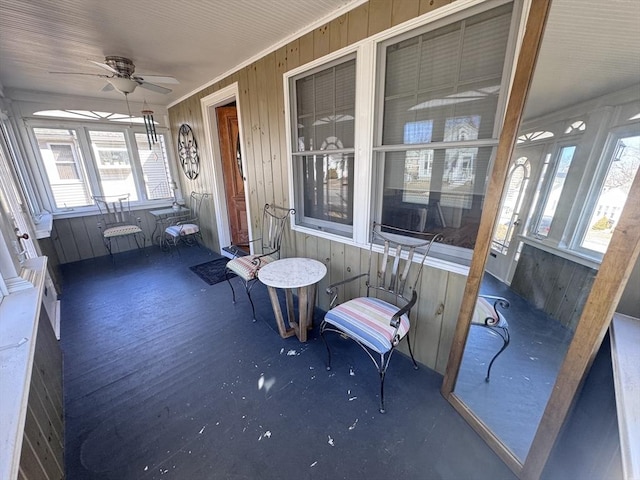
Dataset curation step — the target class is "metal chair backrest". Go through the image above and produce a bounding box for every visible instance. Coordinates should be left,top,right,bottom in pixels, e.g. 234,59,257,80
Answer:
365,222,442,306
93,194,136,228
258,204,295,257
182,191,209,225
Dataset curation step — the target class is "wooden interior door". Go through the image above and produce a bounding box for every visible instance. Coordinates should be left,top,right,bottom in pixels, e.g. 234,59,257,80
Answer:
216,105,248,251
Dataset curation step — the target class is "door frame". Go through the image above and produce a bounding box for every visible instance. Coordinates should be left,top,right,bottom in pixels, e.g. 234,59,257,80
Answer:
485,142,547,283
201,83,252,258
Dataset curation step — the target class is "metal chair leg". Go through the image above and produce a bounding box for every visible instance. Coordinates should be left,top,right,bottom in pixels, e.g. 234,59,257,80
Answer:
103,237,115,262
405,331,419,370
320,321,333,371
379,353,387,414
379,372,386,414
228,273,257,322
485,327,510,382
226,270,237,303
245,280,257,322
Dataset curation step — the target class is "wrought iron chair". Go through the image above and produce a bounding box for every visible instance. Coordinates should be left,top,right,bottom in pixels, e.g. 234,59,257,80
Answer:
162,191,209,251
321,223,442,413
471,295,510,382
93,194,145,258
225,204,295,321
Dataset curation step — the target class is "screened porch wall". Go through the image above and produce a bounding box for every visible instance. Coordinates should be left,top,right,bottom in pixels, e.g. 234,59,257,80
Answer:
167,0,463,373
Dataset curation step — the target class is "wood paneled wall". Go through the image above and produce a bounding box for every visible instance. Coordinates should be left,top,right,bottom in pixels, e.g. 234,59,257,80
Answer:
50,208,169,264
511,244,598,331
167,0,461,373
18,309,64,480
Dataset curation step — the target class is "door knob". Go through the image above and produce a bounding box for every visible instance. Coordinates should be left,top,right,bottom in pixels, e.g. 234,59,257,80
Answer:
15,228,29,240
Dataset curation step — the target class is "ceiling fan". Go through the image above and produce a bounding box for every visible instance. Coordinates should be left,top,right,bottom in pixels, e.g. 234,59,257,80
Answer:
50,56,179,95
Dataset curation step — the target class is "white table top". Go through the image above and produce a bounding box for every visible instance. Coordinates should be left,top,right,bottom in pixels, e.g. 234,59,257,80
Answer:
149,206,189,217
258,257,327,289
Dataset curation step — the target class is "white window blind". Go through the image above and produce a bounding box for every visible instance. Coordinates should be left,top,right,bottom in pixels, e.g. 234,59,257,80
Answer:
375,3,514,253
290,55,356,236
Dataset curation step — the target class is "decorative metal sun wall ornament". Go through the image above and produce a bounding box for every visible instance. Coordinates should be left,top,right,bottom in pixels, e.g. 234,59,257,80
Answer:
141,101,157,149
177,123,200,180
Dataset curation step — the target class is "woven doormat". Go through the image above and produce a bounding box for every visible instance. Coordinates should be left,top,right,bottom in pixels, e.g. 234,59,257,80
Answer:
189,258,235,286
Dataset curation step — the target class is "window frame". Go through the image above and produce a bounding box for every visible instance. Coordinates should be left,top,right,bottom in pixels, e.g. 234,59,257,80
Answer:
571,123,640,258
371,1,519,264
87,127,143,201
283,0,524,269
47,142,84,183
288,52,358,237
515,99,640,269
26,119,176,216
528,140,579,241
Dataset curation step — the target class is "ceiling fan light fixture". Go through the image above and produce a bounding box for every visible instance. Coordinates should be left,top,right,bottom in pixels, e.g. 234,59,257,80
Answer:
107,77,138,94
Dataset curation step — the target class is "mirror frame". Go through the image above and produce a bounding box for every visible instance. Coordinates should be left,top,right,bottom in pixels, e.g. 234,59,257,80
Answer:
440,1,640,478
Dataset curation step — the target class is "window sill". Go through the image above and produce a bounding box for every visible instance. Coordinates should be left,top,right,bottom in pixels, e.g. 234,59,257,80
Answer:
610,313,640,480
33,212,53,239
0,257,47,480
51,199,175,220
293,223,470,277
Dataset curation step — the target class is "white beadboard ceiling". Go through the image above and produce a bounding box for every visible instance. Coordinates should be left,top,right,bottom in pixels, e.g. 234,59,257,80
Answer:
0,0,638,118
0,0,364,106
527,0,640,119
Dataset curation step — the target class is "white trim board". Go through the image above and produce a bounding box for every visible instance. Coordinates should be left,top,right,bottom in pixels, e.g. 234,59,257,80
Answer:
200,83,252,257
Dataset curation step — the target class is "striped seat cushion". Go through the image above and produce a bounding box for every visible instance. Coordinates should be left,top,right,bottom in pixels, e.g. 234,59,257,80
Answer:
103,225,143,238
226,254,274,281
472,297,508,328
165,224,200,237
324,297,410,354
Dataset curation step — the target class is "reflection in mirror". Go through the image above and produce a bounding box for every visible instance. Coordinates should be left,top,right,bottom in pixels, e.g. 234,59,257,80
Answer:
453,0,640,464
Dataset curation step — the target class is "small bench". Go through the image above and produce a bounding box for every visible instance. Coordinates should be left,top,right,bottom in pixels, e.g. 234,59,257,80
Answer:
471,295,510,381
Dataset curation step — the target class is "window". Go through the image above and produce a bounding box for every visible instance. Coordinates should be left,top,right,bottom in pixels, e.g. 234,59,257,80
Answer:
50,144,81,180
564,120,586,135
533,145,576,238
285,1,520,263
135,134,174,200
516,102,639,266
492,156,531,253
31,124,174,212
373,3,515,254
89,130,137,199
289,55,356,236
579,133,640,253
517,130,554,143
33,128,92,208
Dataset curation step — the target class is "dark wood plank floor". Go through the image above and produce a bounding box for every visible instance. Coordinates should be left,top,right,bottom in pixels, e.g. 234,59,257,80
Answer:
59,246,519,480
455,273,574,461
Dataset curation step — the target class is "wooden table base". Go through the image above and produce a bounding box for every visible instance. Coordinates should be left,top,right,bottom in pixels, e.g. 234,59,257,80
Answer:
266,284,317,342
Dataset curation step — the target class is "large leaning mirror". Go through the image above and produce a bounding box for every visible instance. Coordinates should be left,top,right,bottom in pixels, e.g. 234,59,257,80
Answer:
442,0,640,478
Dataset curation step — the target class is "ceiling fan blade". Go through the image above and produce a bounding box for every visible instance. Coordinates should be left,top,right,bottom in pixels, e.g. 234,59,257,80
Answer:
89,60,119,74
134,74,179,85
49,71,108,77
138,82,172,94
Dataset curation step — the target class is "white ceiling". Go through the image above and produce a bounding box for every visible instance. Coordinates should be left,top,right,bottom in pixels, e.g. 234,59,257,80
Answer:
0,0,363,106
0,0,638,117
527,0,640,119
